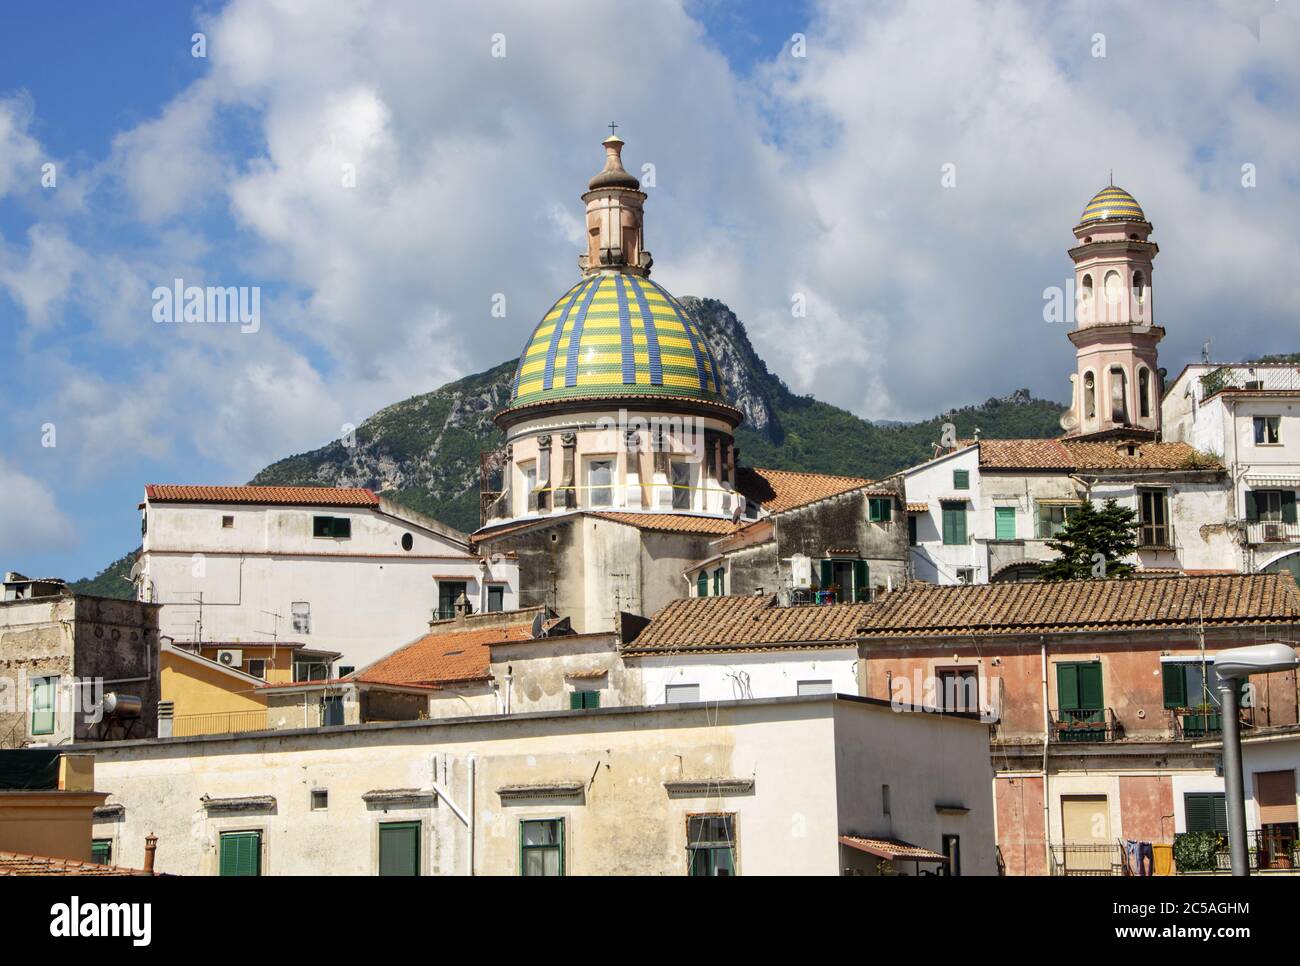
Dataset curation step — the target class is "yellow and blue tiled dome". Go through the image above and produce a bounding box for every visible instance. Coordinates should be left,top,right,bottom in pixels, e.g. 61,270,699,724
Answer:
1080,184,1145,224
509,273,726,408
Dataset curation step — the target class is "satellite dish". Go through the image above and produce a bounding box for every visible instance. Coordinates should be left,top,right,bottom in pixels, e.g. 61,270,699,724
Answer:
530,612,545,639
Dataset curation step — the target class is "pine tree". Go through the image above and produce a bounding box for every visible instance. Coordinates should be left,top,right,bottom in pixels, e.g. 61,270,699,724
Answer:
1040,499,1139,580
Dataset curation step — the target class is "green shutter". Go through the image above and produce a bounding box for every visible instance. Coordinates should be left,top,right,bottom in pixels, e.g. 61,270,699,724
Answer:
379,822,420,876
820,559,834,590
1245,491,1259,522
31,677,55,736
953,469,970,490
995,507,1016,540
1185,793,1227,834
1283,491,1297,524
219,831,260,877
942,505,967,545
853,560,868,601
713,568,724,595
570,691,583,710
696,571,708,597
1056,663,1080,711
1078,662,1103,711
1162,664,1187,709
90,840,112,865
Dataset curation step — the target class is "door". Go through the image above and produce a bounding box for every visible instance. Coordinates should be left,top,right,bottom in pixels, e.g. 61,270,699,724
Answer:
379,821,421,876
1061,795,1111,873
1056,662,1104,738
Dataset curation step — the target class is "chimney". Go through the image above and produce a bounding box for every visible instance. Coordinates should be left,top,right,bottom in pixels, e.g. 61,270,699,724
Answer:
143,834,158,873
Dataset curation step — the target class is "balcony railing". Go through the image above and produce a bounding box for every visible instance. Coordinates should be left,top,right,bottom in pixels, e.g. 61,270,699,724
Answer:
172,709,269,737
1050,707,1123,742
1049,844,1127,876
1175,829,1300,873
1170,707,1223,739
1241,520,1300,546
1137,523,1174,549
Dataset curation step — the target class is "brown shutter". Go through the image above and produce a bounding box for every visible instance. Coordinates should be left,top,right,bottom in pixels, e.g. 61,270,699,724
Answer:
1256,769,1298,824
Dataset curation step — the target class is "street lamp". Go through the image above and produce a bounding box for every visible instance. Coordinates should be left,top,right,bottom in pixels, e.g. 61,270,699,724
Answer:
1213,643,1299,876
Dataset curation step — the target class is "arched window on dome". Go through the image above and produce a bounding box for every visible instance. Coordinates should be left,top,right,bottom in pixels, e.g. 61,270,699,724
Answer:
1080,274,1094,323
1084,371,1097,420
1139,368,1151,419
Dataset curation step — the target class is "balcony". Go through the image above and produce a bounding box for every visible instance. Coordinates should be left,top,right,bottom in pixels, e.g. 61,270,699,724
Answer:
1137,523,1174,549
1049,844,1127,876
1174,829,1300,873
1170,707,1223,740
172,709,269,737
1050,707,1123,743
1241,520,1300,546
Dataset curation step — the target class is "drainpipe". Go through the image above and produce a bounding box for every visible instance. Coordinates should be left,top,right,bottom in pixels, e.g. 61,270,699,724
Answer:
1040,636,1051,875
429,753,476,876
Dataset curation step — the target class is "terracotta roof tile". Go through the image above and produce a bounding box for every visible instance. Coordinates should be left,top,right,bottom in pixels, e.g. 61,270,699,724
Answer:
349,619,537,687
145,484,379,506
0,851,157,876
855,573,1300,639
976,439,1221,472
588,512,741,535
839,836,947,863
625,595,870,654
737,467,878,514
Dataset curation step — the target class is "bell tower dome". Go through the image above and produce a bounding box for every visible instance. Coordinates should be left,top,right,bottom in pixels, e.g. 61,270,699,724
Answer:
1059,182,1165,439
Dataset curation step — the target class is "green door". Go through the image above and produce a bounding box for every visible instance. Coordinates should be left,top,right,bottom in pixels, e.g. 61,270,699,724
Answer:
941,503,967,545
379,822,421,876
995,507,1016,540
1056,662,1104,739
218,831,261,876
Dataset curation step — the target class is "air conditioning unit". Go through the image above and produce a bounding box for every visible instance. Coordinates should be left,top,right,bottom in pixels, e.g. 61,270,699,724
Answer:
1263,523,1284,543
791,554,812,590
217,649,242,668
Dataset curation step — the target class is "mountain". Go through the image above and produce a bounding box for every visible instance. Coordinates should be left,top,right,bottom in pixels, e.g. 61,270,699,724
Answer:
70,296,1067,598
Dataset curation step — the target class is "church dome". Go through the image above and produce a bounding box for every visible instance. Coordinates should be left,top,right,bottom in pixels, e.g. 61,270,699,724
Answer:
507,272,727,410
1079,184,1145,224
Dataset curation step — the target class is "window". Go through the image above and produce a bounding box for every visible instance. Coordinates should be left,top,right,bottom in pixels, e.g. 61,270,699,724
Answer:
696,571,709,597
221,514,234,529
294,658,330,682
291,601,311,634
952,469,970,490
311,789,328,811
1254,416,1281,445
1138,488,1170,547
91,839,112,865
487,584,505,613
907,514,918,546
994,506,1016,540
820,558,868,601
687,814,735,876
379,821,421,877
30,676,56,736
1163,661,1223,709
587,458,614,507
1184,792,1227,834
1037,502,1081,538
955,567,975,584
321,695,344,726
569,690,601,709
868,497,892,522
141,511,147,536
437,581,468,620
712,568,724,596
312,515,351,538
218,830,262,876
671,459,692,511
1132,270,1145,306
941,834,961,877
797,680,832,696
665,683,700,704
1139,368,1151,418
520,819,564,876
936,667,978,712
246,659,267,679
1109,366,1127,422
941,502,967,545
401,532,414,551
1056,661,1104,730
1246,490,1296,532
521,460,538,512
1084,371,1096,419
882,785,891,818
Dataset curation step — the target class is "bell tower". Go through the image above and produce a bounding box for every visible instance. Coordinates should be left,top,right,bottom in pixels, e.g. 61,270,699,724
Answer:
1059,183,1165,439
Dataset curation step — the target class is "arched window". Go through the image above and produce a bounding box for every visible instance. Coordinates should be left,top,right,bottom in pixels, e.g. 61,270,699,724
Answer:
1103,270,1123,320
1080,274,1094,322
1132,270,1145,303
1110,366,1128,422
1139,368,1151,418
1084,371,1096,420
696,571,708,597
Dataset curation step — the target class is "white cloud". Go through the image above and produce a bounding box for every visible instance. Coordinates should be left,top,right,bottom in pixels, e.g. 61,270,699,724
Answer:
0,458,75,560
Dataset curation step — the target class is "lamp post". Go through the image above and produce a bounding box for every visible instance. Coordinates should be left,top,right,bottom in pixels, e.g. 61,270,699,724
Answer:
1212,643,1299,876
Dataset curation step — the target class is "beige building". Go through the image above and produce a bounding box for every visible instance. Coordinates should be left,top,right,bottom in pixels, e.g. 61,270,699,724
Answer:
83,693,995,876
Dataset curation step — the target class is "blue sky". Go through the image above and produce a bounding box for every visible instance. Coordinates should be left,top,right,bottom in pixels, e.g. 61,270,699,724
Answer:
1,0,1298,583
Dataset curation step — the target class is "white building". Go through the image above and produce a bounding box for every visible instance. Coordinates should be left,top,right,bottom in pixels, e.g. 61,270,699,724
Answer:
136,485,518,670
1163,363,1300,583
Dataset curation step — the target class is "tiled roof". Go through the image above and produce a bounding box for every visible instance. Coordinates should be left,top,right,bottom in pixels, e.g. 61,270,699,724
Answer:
145,484,380,506
855,573,1300,639
349,618,538,687
976,439,1219,472
839,836,947,863
624,595,869,654
0,851,156,876
905,502,929,513
736,467,878,514
589,512,741,535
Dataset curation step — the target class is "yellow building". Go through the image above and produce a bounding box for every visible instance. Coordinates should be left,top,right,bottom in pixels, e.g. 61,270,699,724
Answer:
0,751,105,862
161,644,270,737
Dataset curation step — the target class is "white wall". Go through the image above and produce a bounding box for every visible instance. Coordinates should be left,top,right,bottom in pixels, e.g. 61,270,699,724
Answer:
634,648,858,704
904,446,984,584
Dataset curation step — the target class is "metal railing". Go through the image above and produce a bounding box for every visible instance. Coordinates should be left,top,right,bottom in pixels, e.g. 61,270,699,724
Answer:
1241,520,1300,546
1050,707,1123,742
1137,523,1174,549
1170,707,1223,739
1176,829,1300,873
1049,843,1127,876
172,709,269,737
